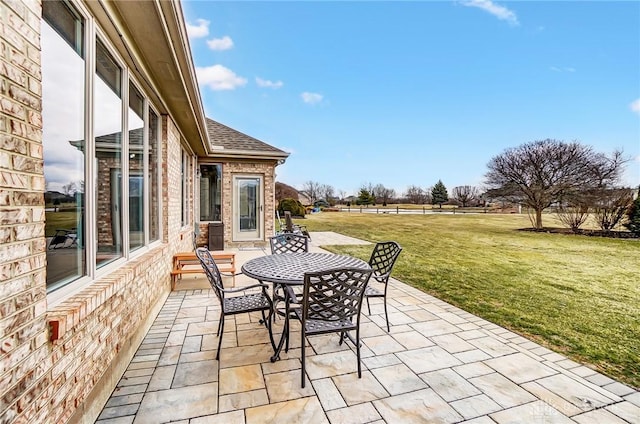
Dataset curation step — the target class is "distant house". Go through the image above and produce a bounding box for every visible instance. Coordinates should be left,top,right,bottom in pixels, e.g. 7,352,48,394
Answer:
199,118,289,248
275,181,312,205
0,1,287,422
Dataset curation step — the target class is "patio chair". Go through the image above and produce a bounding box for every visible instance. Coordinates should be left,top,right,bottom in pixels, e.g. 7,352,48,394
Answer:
195,247,273,360
289,267,373,388
269,233,309,255
268,233,310,318
365,241,403,332
284,210,311,239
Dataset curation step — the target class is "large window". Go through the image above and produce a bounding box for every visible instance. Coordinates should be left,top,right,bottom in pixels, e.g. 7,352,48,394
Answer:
94,38,123,267
199,164,222,222
42,0,162,294
128,82,144,251
42,0,86,290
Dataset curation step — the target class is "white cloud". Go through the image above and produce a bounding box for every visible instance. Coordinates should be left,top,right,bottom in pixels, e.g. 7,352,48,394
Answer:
186,19,210,38
301,92,323,105
460,0,519,26
206,36,234,51
631,98,640,115
550,66,576,73
256,77,284,89
196,65,247,91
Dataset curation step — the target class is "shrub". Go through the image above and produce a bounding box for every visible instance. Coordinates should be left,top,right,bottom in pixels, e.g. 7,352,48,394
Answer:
623,192,640,236
278,198,306,217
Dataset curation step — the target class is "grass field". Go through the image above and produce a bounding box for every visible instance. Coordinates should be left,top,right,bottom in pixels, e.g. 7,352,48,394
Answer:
297,212,640,389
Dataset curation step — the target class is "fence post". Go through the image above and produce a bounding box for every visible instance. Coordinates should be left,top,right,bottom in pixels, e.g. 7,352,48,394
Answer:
423,207,425,214
360,207,362,213
377,208,379,214
396,206,399,214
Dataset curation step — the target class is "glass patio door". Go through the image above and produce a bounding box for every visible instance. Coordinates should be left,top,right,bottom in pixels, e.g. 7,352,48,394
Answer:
233,176,263,241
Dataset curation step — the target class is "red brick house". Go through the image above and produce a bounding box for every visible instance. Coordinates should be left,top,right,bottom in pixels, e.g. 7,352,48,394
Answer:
0,0,287,422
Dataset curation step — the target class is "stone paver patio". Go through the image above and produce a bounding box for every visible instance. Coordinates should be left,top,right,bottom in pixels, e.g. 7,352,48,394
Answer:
96,233,639,424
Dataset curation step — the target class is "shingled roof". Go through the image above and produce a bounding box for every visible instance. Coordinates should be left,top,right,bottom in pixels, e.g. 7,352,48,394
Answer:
206,118,289,161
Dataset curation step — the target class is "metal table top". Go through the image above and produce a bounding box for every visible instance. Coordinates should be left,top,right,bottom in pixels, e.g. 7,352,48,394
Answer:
241,252,371,285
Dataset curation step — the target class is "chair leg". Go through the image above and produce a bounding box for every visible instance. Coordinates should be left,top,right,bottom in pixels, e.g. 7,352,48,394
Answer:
301,332,306,388
383,297,390,332
356,327,362,378
217,315,223,336
366,296,371,315
216,316,225,361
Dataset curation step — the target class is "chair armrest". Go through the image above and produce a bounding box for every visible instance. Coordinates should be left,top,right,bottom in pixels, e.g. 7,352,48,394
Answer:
221,283,269,294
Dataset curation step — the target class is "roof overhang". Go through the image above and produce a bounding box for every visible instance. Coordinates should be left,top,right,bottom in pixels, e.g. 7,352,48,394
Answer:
86,0,211,156
207,149,290,164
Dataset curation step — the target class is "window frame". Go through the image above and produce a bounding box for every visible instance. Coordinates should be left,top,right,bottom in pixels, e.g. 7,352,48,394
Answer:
44,0,164,306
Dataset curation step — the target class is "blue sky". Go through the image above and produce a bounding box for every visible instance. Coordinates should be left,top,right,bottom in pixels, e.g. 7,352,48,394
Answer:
183,0,640,197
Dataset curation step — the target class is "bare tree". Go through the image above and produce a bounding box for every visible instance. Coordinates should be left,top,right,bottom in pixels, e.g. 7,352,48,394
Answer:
593,188,634,231
485,139,627,229
62,182,77,196
405,185,426,204
373,184,395,206
301,181,322,205
318,184,335,204
452,185,479,207
556,193,591,233
338,190,347,203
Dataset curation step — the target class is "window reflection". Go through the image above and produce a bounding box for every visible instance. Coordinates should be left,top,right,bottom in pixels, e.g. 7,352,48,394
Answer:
95,39,123,267
42,1,86,290
200,164,222,222
129,83,144,251
149,110,159,242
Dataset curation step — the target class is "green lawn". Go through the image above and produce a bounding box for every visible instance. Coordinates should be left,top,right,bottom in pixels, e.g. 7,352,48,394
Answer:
297,212,640,389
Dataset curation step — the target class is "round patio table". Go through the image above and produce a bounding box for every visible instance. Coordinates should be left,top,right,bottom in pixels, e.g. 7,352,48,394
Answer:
242,252,371,361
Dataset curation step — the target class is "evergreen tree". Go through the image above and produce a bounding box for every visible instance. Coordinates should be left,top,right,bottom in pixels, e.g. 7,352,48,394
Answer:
623,188,640,236
357,189,373,205
431,180,449,208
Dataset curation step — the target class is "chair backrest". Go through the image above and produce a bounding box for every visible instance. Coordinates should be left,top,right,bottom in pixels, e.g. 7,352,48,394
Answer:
284,211,295,232
301,267,373,324
368,241,402,281
276,210,285,232
195,247,224,302
269,233,309,255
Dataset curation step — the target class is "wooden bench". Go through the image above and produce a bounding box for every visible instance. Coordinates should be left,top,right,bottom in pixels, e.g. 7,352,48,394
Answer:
171,252,236,290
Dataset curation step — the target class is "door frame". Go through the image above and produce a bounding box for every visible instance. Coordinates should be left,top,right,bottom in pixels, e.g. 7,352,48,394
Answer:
232,174,264,242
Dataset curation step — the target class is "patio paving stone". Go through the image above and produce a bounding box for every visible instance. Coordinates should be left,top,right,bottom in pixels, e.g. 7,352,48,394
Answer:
172,359,218,388
468,372,537,408
312,377,347,411
264,369,315,402
218,389,269,413
431,333,475,354
373,388,463,423
489,400,576,423
390,329,434,350
450,393,502,420
191,410,244,424
332,371,389,405
369,363,428,395
325,402,381,424
396,345,462,374
245,397,328,424
572,408,629,424
362,334,406,355
535,373,621,411
133,382,219,423
97,235,639,424
484,352,557,383
218,364,264,395
604,401,640,423
421,368,482,402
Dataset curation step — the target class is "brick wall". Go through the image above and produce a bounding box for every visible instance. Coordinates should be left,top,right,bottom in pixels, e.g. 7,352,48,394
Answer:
0,0,49,423
223,160,277,248
0,2,195,421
